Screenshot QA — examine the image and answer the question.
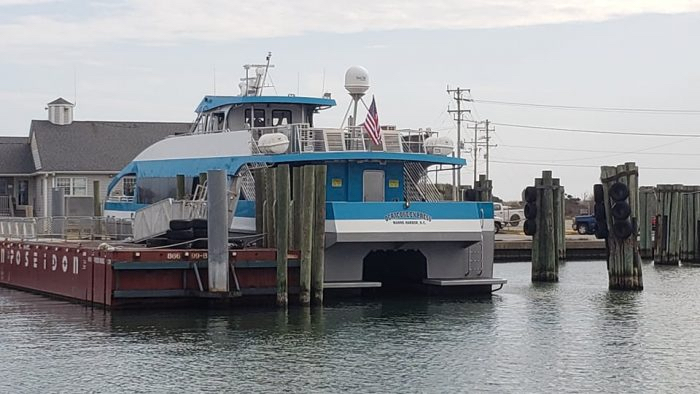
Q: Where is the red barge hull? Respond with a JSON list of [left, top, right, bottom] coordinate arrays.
[[0, 240, 299, 308]]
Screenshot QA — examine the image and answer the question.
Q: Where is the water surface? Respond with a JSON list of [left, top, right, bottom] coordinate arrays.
[[2, 261, 700, 393]]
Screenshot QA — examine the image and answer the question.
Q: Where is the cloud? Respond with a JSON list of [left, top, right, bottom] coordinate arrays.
[[1, 0, 699, 53]]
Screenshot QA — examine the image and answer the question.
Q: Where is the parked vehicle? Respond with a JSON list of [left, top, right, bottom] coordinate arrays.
[[494, 202, 525, 227], [494, 215, 505, 234], [572, 214, 597, 235]]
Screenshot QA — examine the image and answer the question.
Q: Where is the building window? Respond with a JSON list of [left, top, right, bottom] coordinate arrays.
[[272, 110, 292, 126], [244, 109, 265, 127], [55, 177, 88, 196]]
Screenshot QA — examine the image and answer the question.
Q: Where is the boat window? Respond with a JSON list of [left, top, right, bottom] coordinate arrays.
[[123, 176, 136, 197], [212, 112, 225, 131], [245, 109, 265, 127], [272, 110, 292, 126], [136, 177, 177, 204]]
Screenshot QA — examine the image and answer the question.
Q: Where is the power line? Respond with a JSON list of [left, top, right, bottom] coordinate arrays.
[[469, 120, 700, 138], [490, 159, 700, 171], [498, 143, 700, 157], [469, 98, 700, 114]]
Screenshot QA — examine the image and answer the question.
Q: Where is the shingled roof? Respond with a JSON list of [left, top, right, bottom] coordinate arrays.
[[0, 137, 34, 174], [48, 97, 74, 106], [30, 120, 191, 172]]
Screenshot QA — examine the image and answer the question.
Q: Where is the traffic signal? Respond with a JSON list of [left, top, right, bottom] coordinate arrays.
[[593, 184, 608, 239], [523, 186, 537, 236], [609, 182, 633, 239]]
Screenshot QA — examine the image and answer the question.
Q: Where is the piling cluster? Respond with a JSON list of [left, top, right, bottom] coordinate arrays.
[[526, 170, 566, 282], [255, 164, 327, 307], [650, 184, 700, 265], [599, 163, 643, 290]]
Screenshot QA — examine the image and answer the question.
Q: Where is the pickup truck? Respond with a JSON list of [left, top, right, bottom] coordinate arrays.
[[493, 202, 525, 227], [494, 215, 505, 233], [572, 214, 597, 235]]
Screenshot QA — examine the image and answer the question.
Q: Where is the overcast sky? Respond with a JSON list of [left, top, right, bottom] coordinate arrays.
[[1, 1, 699, 200]]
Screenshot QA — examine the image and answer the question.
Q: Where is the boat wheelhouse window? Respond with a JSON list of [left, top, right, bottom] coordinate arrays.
[[123, 176, 136, 197], [272, 110, 292, 126], [208, 112, 225, 131], [137, 177, 177, 204], [245, 109, 265, 127]]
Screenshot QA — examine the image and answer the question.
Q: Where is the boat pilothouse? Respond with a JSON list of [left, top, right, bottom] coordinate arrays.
[[105, 55, 505, 294]]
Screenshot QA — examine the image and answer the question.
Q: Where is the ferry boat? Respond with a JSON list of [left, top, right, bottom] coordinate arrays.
[[103, 58, 505, 294]]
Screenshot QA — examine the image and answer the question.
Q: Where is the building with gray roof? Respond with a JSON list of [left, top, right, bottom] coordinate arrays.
[[0, 98, 190, 217]]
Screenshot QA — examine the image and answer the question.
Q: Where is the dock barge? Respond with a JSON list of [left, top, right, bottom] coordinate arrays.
[[0, 239, 300, 307]]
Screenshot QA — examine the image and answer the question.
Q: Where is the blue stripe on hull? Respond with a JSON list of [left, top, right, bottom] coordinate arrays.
[[327, 201, 493, 220]]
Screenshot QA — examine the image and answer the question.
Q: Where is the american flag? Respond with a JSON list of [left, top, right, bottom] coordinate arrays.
[[363, 96, 381, 145]]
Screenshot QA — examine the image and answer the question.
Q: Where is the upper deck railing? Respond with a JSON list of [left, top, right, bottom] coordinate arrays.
[[196, 123, 439, 155]]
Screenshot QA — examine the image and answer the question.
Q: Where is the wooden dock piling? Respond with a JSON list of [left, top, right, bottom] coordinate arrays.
[[291, 166, 303, 251], [263, 167, 276, 248], [638, 186, 657, 259], [601, 162, 643, 290], [176, 174, 185, 200], [93, 180, 101, 216], [275, 164, 290, 307], [679, 186, 700, 264], [654, 184, 682, 265], [530, 171, 559, 281], [312, 165, 327, 305], [299, 165, 316, 306], [474, 175, 492, 201], [553, 178, 566, 261]]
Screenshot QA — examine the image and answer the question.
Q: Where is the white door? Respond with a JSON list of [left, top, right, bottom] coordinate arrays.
[[363, 170, 385, 202]]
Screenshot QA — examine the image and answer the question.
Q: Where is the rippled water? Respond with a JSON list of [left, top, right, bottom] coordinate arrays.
[[2, 260, 700, 393]]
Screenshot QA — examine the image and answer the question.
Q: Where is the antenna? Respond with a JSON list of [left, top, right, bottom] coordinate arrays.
[[259, 52, 272, 96], [322, 67, 326, 95], [213, 65, 216, 95], [73, 64, 77, 107]]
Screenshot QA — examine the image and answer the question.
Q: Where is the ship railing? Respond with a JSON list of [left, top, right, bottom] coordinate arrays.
[[403, 161, 443, 202], [106, 195, 135, 203], [132, 199, 207, 243], [0, 216, 133, 241], [399, 128, 437, 154], [248, 124, 441, 155]]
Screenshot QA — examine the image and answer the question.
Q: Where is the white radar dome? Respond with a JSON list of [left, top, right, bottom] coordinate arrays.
[[258, 133, 290, 154], [344, 66, 370, 95], [424, 136, 454, 156]]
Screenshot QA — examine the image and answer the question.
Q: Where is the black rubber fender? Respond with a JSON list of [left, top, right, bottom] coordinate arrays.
[[611, 201, 631, 220], [524, 203, 537, 220], [169, 219, 193, 231], [593, 184, 604, 203], [192, 218, 208, 230], [166, 228, 195, 241], [612, 220, 634, 239], [523, 219, 537, 236], [609, 182, 629, 202], [523, 186, 537, 203]]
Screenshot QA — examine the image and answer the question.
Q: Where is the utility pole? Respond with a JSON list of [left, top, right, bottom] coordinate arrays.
[[473, 121, 478, 186], [447, 87, 470, 201], [485, 119, 492, 180], [469, 120, 497, 185]]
